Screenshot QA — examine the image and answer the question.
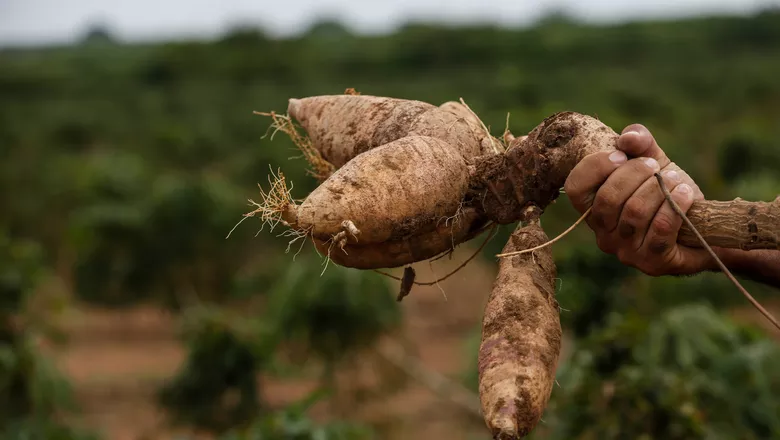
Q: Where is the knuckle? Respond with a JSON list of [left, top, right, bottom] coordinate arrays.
[[621, 198, 647, 223], [593, 186, 620, 212], [647, 237, 671, 256], [617, 221, 637, 240], [651, 213, 677, 237], [564, 180, 589, 206], [590, 212, 606, 230]]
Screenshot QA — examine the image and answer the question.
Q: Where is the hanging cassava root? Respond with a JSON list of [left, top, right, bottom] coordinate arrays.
[[478, 211, 562, 439]]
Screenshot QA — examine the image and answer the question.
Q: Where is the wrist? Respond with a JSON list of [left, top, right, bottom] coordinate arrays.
[[704, 247, 780, 287]]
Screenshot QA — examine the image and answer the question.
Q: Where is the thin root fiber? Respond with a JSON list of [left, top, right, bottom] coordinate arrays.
[[254, 110, 336, 182], [226, 167, 299, 239]]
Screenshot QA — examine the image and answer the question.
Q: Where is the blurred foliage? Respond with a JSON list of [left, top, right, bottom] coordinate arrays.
[[159, 306, 275, 431], [0, 232, 96, 438], [158, 260, 399, 433], [542, 304, 780, 439], [266, 257, 401, 368], [2, 8, 780, 439], [194, 390, 374, 440]]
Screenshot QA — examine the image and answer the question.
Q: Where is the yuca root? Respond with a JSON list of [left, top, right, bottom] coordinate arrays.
[[473, 112, 780, 250], [291, 135, 473, 253], [245, 134, 487, 270], [440, 99, 505, 155], [287, 94, 493, 167], [478, 215, 562, 439]]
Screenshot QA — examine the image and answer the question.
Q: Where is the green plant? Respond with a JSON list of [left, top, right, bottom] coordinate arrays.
[[542, 304, 780, 440], [215, 390, 374, 440], [266, 256, 401, 370], [0, 232, 95, 439], [159, 305, 276, 432]]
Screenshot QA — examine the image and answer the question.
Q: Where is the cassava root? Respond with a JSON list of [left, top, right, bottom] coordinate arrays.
[[478, 214, 562, 439], [287, 94, 497, 167]]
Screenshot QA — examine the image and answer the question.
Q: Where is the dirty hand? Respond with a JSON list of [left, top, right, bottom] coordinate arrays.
[[564, 124, 714, 276]]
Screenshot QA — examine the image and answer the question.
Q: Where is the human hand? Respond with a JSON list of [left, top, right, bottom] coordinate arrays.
[[564, 124, 714, 276]]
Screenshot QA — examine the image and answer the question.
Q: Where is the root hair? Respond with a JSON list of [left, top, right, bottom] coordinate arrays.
[[254, 111, 335, 182], [226, 166, 298, 239]]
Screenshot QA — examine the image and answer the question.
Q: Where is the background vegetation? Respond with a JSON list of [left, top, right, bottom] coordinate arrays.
[[1, 8, 779, 439]]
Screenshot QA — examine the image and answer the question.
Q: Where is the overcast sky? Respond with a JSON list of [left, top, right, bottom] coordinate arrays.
[[1, 0, 779, 46]]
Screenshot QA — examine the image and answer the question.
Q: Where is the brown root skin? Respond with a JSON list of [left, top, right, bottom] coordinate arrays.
[[311, 206, 489, 270], [294, 135, 471, 246], [473, 111, 616, 224], [440, 101, 484, 133], [473, 111, 780, 250], [680, 198, 780, 250], [478, 220, 561, 439], [287, 95, 491, 167]]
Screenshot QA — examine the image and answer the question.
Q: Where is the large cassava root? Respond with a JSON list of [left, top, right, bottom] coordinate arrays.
[[256, 94, 499, 270], [478, 216, 561, 439], [288, 94, 498, 167], [276, 135, 484, 270], [284, 136, 470, 244]]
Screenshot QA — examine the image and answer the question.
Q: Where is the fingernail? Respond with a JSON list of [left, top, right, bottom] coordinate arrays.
[[663, 170, 680, 183], [641, 157, 659, 171], [623, 130, 641, 136], [675, 183, 693, 199], [609, 151, 627, 164]]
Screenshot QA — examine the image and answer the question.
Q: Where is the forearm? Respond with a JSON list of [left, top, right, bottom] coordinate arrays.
[[713, 248, 780, 288]]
